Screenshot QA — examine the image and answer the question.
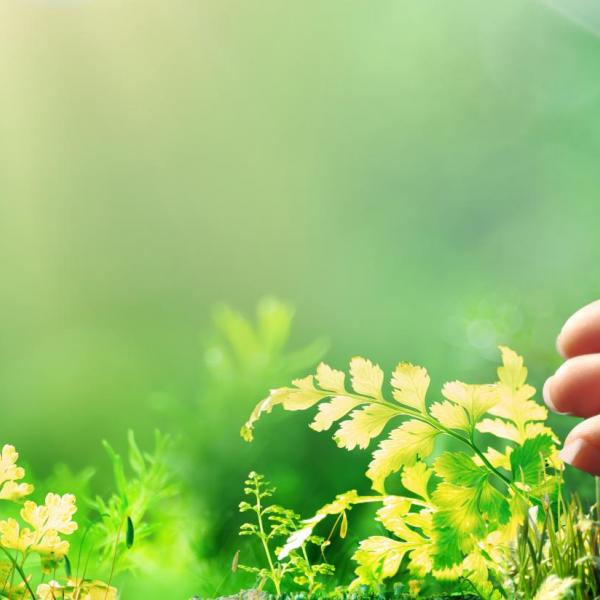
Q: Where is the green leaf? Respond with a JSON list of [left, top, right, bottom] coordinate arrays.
[[256, 297, 293, 353], [434, 452, 484, 487], [432, 452, 510, 567], [510, 434, 555, 488], [127, 430, 145, 476], [126, 515, 135, 549]]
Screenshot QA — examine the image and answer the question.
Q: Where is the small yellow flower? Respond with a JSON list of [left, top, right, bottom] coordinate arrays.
[[0, 445, 25, 485], [0, 494, 78, 558], [21, 493, 78, 535], [0, 518, 36, 552], [32, 529, 70, 557], [68, 578, 118, 600], [0, 480, 34, 501], [36, 580, 64, 600]]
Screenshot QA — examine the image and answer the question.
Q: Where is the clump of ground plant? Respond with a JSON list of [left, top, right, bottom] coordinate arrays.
[[237, 472, 334, 596], [238, 347, 600, 598], [0, 443, 118, 599], [0, 431, 181, 599]]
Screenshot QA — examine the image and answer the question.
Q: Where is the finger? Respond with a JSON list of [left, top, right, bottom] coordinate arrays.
[[560, 415, 600, 476], [557, 299, 600, 358], [543, 354, 600, 417]]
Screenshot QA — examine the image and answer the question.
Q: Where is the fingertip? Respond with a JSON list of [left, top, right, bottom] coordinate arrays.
[[557, 300, 600, 358], [543, 376, 558, 412], [560, 437, 600, 476]]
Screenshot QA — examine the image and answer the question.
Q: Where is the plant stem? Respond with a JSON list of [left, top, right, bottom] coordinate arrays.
[[0, 547, 35, 600], [254, 485, 280, 595]]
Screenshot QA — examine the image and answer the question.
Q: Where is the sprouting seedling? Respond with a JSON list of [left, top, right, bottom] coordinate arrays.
[[241, 347, 569, 597], [238, 472, 333, 596]]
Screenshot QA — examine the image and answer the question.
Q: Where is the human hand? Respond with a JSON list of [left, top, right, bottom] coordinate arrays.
[[544, 300, 600, 474]]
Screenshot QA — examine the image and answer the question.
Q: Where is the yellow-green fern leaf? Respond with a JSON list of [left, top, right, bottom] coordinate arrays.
[[367, 420, 438, 493]]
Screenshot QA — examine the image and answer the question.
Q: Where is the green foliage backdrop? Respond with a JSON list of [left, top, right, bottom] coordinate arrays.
[[1, 0, 599, 596]]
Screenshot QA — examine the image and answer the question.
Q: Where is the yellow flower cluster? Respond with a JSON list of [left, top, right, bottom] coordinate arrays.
[[0, 443, 78, 559], [0, 443, 119, 599], [0, 493, 78, 557], [37, 578, 118, 600], [0, 445, 34, 501]]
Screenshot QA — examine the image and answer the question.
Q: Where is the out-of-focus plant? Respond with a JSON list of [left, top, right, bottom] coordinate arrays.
[[87, 430, 184, 574], [160, 299, 327, 596], [237, 472, 333, 597], [0, 431, 196, 599], [241, 347, 598, 598]]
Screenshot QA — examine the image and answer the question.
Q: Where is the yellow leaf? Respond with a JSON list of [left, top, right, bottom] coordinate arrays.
[[408, 542, 434, 577], [334, 405, 397, 450], [429, 401, 470, 431], [350, 357, 384, 398], [241, 376, 325, 441], [376, 496, 413, 538], [404, 510, 434, 535], [391, 363, 429, 413], [310, 396, 361, 432], [316, 363, 346, 393], [497, 346, 528, 390], [352, 536, 407, 584], [401, 462, 433, 501], [441, 382, 498, 422], [476, 418, 520, 443], [367, 420, 438, 493], [524, 422, 559, 443]]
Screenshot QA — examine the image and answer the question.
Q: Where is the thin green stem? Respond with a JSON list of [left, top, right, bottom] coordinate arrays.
[[0, 547, 35, 600], [254, 486, 280, 595]]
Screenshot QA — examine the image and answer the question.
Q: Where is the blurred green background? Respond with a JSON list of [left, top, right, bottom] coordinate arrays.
[[1, 0, 600, 596]]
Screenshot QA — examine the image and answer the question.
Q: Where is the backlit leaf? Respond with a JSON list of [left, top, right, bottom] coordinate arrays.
[[316, 363, 346, 393], [401, 462, 433, 501], [350, 357, 384, 398], [391, 363, 429, 413], [310, 396, 361, 432], [376, 496, 413, 538], [241, 376, 326, 441], [497, 345, 528, 390], [367, 420, 438, 493], [429, 400, 469, 431], [352, 536, 407, 585], [334, 405, 397, 450], [441, 382, 499, 423]]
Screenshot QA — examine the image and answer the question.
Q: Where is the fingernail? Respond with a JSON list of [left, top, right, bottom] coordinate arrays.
[[543, 376, 558, 412], [556, 332, 567, 358], [560, 438, 600, 469], [560, 439, 586, 465]]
